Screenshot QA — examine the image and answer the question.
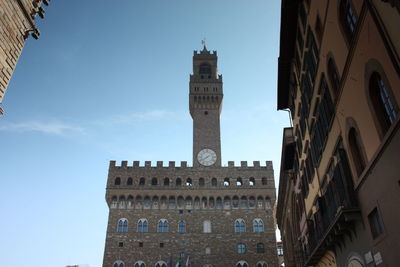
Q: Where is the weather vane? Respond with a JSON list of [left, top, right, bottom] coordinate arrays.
[[201, 38, 206, 49]]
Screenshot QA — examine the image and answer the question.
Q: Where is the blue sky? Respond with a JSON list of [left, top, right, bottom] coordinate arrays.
[[0, 1, 289, 266]]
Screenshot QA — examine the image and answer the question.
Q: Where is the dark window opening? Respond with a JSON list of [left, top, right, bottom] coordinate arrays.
[[139, 242, 143, 248], [349, 127, 365, 176], [118, 242, 124, 247], [368, 208, 384, 239], [127, 177, 133, 185], [139, 177, 145, 186], [151, 177, 158, 186], [114, 177, 121, 185]]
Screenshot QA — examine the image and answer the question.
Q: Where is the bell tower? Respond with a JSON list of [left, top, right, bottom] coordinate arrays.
[[189, 45, 223, 167]]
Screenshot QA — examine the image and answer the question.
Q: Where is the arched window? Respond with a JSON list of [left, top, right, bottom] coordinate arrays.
[[253, 219, 264, 232], [256, 262, 267, 267], [176, 178, 182, 186], [177, 196, 184, 208], [186, 178, 193, 187], [127, 177, 133, 185], [236, 261, 249, 267], [202, 197, 208, 209], [127, 195, 134, 207], [155, 262, 167, 267], [185, 196, 193, 208], [211, 178, 217, 186], [117, 218, 128, 232], [151, 178, 158, 186], [163, 178, 170, 186], [249, 177, 255, 186], [199, 63, 211, 75], [158, 219, 168, 232], [249, 196, 255, 208], [369, 72, 398, 135], [203, 220, 211, 233], [216, 197, 222, 209], [236, 177, 243, 186], [240, 196, 247, 208], [160, 196, 167, 208], [135, 196, 143, 209], [113, 260, 125, 267], [236, 244, 246, 254], [137, 219, 148, 232], [339, 0, 358, 40], [194, 197, 200, 209], [328, 57, 340, 97], [349, 127, 366, 176], [224, 196, 231, 209], [199, 177, 205, 187], [257, 196, 264, 208], [256, 243, 265, 254], [209, 197, 215, 208], [114, 177, 121, 185], [144, 196, 151, 208], [133, 261, 146, 267], [111, 196, 118, 205], [139, 177, 145, 186], [261, 177, 267, 185], [232, 196, 239, 208], [235, 219, 245, 233], [152, 196, 159, 209], [224, 178, 230, 186], [178, 220, 186, 233], [169, 196, 176, 208]]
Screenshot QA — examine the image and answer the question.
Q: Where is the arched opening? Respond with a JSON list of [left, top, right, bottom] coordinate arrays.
[[178, 220, 186, 233], [202, 197, 208, 208], [176, 178, 182, 186], [216, 197, 222, 208], [240, 196, 247, 208], [137, 219, 148, 232], [339, 0, 358, 41], [144, 196, 151, 209], [163, 177, 170, 186], [236, 177, 243, 186], [232, 196, 239, 208], [224, 178, 230, 186], [328, 57, 340, 97], [249, 196, 255, 208], [168, 196, 176, 209], [369, 72, 398, 135], [185, 196, 193, 208], [348, 127, 366, 176], [134, 261, 146, 267], [199, 177, 205, 187], [256, 244, 265, 254], [127, 177, 133, 185], [211, 178, 218, 186], [157, 219, 168, 232], [113, 261, 125, 267], [249, 177, 255, 186], [261, 177, 267, 185], [117, 218, 128, 232], [199, 63, 212, 75], [139, 177, 145, 186], [114, 177, 121, 185], [194, 197, 200, 209], [186, 178, 193, 187], [209, 197, 215, 208], [160, 196, 167, 209], [224, 196, 231, 209], [151, 177, 158, 186], [177, 196, 184, 208]]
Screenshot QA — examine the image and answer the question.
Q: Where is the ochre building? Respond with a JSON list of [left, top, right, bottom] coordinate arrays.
[[102, 47, 278, 267], [276, 1, 400, 267], [0, 0, 47, 114]]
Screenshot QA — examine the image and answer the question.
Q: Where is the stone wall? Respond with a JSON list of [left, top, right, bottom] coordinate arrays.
[[103, 160, 278, 267]]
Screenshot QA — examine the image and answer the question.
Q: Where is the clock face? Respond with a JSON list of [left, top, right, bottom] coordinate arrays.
[[197, 149, 217, 166]]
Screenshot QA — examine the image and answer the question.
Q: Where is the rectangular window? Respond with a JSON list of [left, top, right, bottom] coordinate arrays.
[[160, 243, 164, 248], [237, 243, 246, 254], [368, 208, 384, 239], [139, 242, 143, 248], [118, 242, 124, 248]]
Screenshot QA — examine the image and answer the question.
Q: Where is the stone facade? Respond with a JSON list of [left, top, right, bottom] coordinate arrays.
[[103, 47, 278, 267], [0, 0, 47, 114], [277, 1, 400, 267]]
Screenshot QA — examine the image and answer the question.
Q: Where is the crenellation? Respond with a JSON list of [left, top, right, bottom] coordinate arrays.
[[109, 160, 116, 168], [156, 161, 163, 167], [121, 161, 128, 168], [145, 161, 151, 167], [228, 161, 234, 167], [180, 161, 187, 168], [240, 161, 247, 167], [253, 161, 260, 167], [168, 161, 175, 167], [133, 161, 139, 167]]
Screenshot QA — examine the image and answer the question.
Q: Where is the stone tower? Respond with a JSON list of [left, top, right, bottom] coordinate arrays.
[[102, 47, 278, 267], [189, 46, 223, 167]]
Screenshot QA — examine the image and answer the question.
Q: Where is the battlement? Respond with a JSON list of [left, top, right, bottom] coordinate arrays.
[[193, 49, 217, 56], [109, 160, 273, 169]]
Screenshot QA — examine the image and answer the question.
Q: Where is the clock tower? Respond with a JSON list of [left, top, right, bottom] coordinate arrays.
[[189, 45, 223, 167]]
